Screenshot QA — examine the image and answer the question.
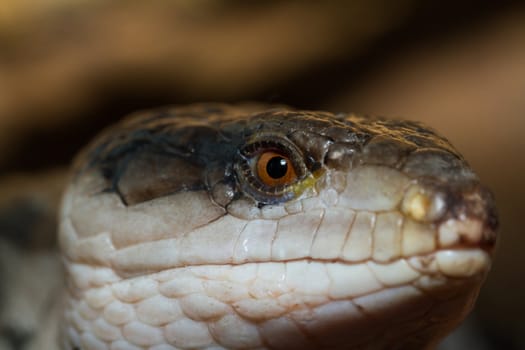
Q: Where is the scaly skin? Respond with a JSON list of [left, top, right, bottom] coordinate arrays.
[[59, 103, 497, 350]]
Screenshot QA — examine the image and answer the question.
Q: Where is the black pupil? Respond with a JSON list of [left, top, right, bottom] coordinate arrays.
[[266, 156, 288, 179]]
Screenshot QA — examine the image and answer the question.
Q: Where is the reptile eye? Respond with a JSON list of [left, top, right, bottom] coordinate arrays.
[[235, 136, 308, 204], [256, 151, 297, 187]]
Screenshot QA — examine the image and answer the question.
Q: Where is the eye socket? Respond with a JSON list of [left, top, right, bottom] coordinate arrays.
[[256, 151, 297, 187]]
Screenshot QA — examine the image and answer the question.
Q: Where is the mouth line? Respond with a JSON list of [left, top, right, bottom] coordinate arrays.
[[141, 247, 491, 274], [108, 242, 493, 280]]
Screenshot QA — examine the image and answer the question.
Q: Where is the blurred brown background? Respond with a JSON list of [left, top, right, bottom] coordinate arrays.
[[0, 1, 524, 349]]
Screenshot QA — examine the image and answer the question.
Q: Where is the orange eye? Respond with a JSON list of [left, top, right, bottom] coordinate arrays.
[[256, 151, 297, 187]]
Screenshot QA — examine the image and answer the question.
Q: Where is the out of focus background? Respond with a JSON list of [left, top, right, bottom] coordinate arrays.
[[0, 1, 524, 349]]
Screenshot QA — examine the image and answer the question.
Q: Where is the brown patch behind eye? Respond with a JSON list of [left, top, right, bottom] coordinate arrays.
[[117, 153, 204, 205]]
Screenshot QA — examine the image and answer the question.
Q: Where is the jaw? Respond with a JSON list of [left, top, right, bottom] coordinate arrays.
[[222, 256, 489, 350], [62, 253, 489, 350], [263, 279, 483, 350]]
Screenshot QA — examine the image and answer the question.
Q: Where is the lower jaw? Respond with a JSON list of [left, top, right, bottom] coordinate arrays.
[[62, 255, 489, 350]]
